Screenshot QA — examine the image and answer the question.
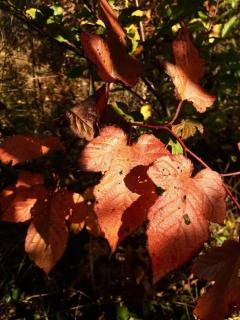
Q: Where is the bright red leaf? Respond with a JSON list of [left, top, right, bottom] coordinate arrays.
[[146, 155, 226, 283], [80, 126, 169, 250], [0, 135, 63, 165], [192, 239, 240, 320], [80, 0, 143, 87], [165, 27, 215, 112]]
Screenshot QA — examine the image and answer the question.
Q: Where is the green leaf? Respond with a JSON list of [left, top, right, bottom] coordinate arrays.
[[117, 304, 138, 320], [111, 102, 135, 123], [117, 305, 130, 320], [167, 138, 183, 155], [221, 15, 239, 37], [51, 5, 63, 16], [125, 24, 140, 54]]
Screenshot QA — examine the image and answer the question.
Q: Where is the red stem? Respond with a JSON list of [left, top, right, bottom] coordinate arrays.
[[221, 172, 240, 177], [168, 101, 184, 125], [223, 184, 240, 211]]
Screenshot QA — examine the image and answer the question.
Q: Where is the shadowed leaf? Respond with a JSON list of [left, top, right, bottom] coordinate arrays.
[[192, 240, 240, 320], [165, 27, 215, 112], [0, 135, 63, 165], [80, 0, 143, 87], [0, 172, 48, 222], [65, 85, 108, 141]]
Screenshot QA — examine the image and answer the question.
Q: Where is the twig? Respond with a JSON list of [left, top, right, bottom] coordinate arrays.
[[168, 100, 184, 125], [142, 77, 168, 117], [221, 172, 240, 177], [120, 84, 147, 103], [134, 0, 145, 42], [223, 184, 240, 211]]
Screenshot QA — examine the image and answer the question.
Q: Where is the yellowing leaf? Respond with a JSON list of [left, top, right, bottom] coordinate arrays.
[[140, 104, 152, 121], [172, 119, 204, 139], [25, 8, 42, 19]]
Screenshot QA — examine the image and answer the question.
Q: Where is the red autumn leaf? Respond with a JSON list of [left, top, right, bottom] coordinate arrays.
[[80, 0, 143, 87], [65, 85, 108, 141], [146, 155, 226, 283], [165, 27, 215, 112], [0, 135, 63, 165], [0, 171, 48, 222], [80, 126, 169, 250], [192, 240, 240, 320], [99, 0, 126, 46], [24, 189, 91, 273]]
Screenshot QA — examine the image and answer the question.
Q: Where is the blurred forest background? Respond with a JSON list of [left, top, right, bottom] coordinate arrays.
[[0, 0, 239, 319]]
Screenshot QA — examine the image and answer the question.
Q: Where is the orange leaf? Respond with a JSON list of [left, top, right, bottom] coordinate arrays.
[[24, 189, 86, 273], [0, 171, 48, 222], [24, 188, 100, 273], [147, 155, 226, 283], [80, 126, 169, 250], [80, 0, 143, 87], [192, 240, 240, 320], [25, 197, 68, 274], [0, 135, 63, 165], [165, 27, 215, 112]]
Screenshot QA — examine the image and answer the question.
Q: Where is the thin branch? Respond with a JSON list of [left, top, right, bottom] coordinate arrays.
[[221, 172, 240, 177], [141, 77, 168, 117], [134, 0, 145, 42], [223, 184, 240, 212], [168, 100, 184, 125], [120, 84, 147, 103]]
